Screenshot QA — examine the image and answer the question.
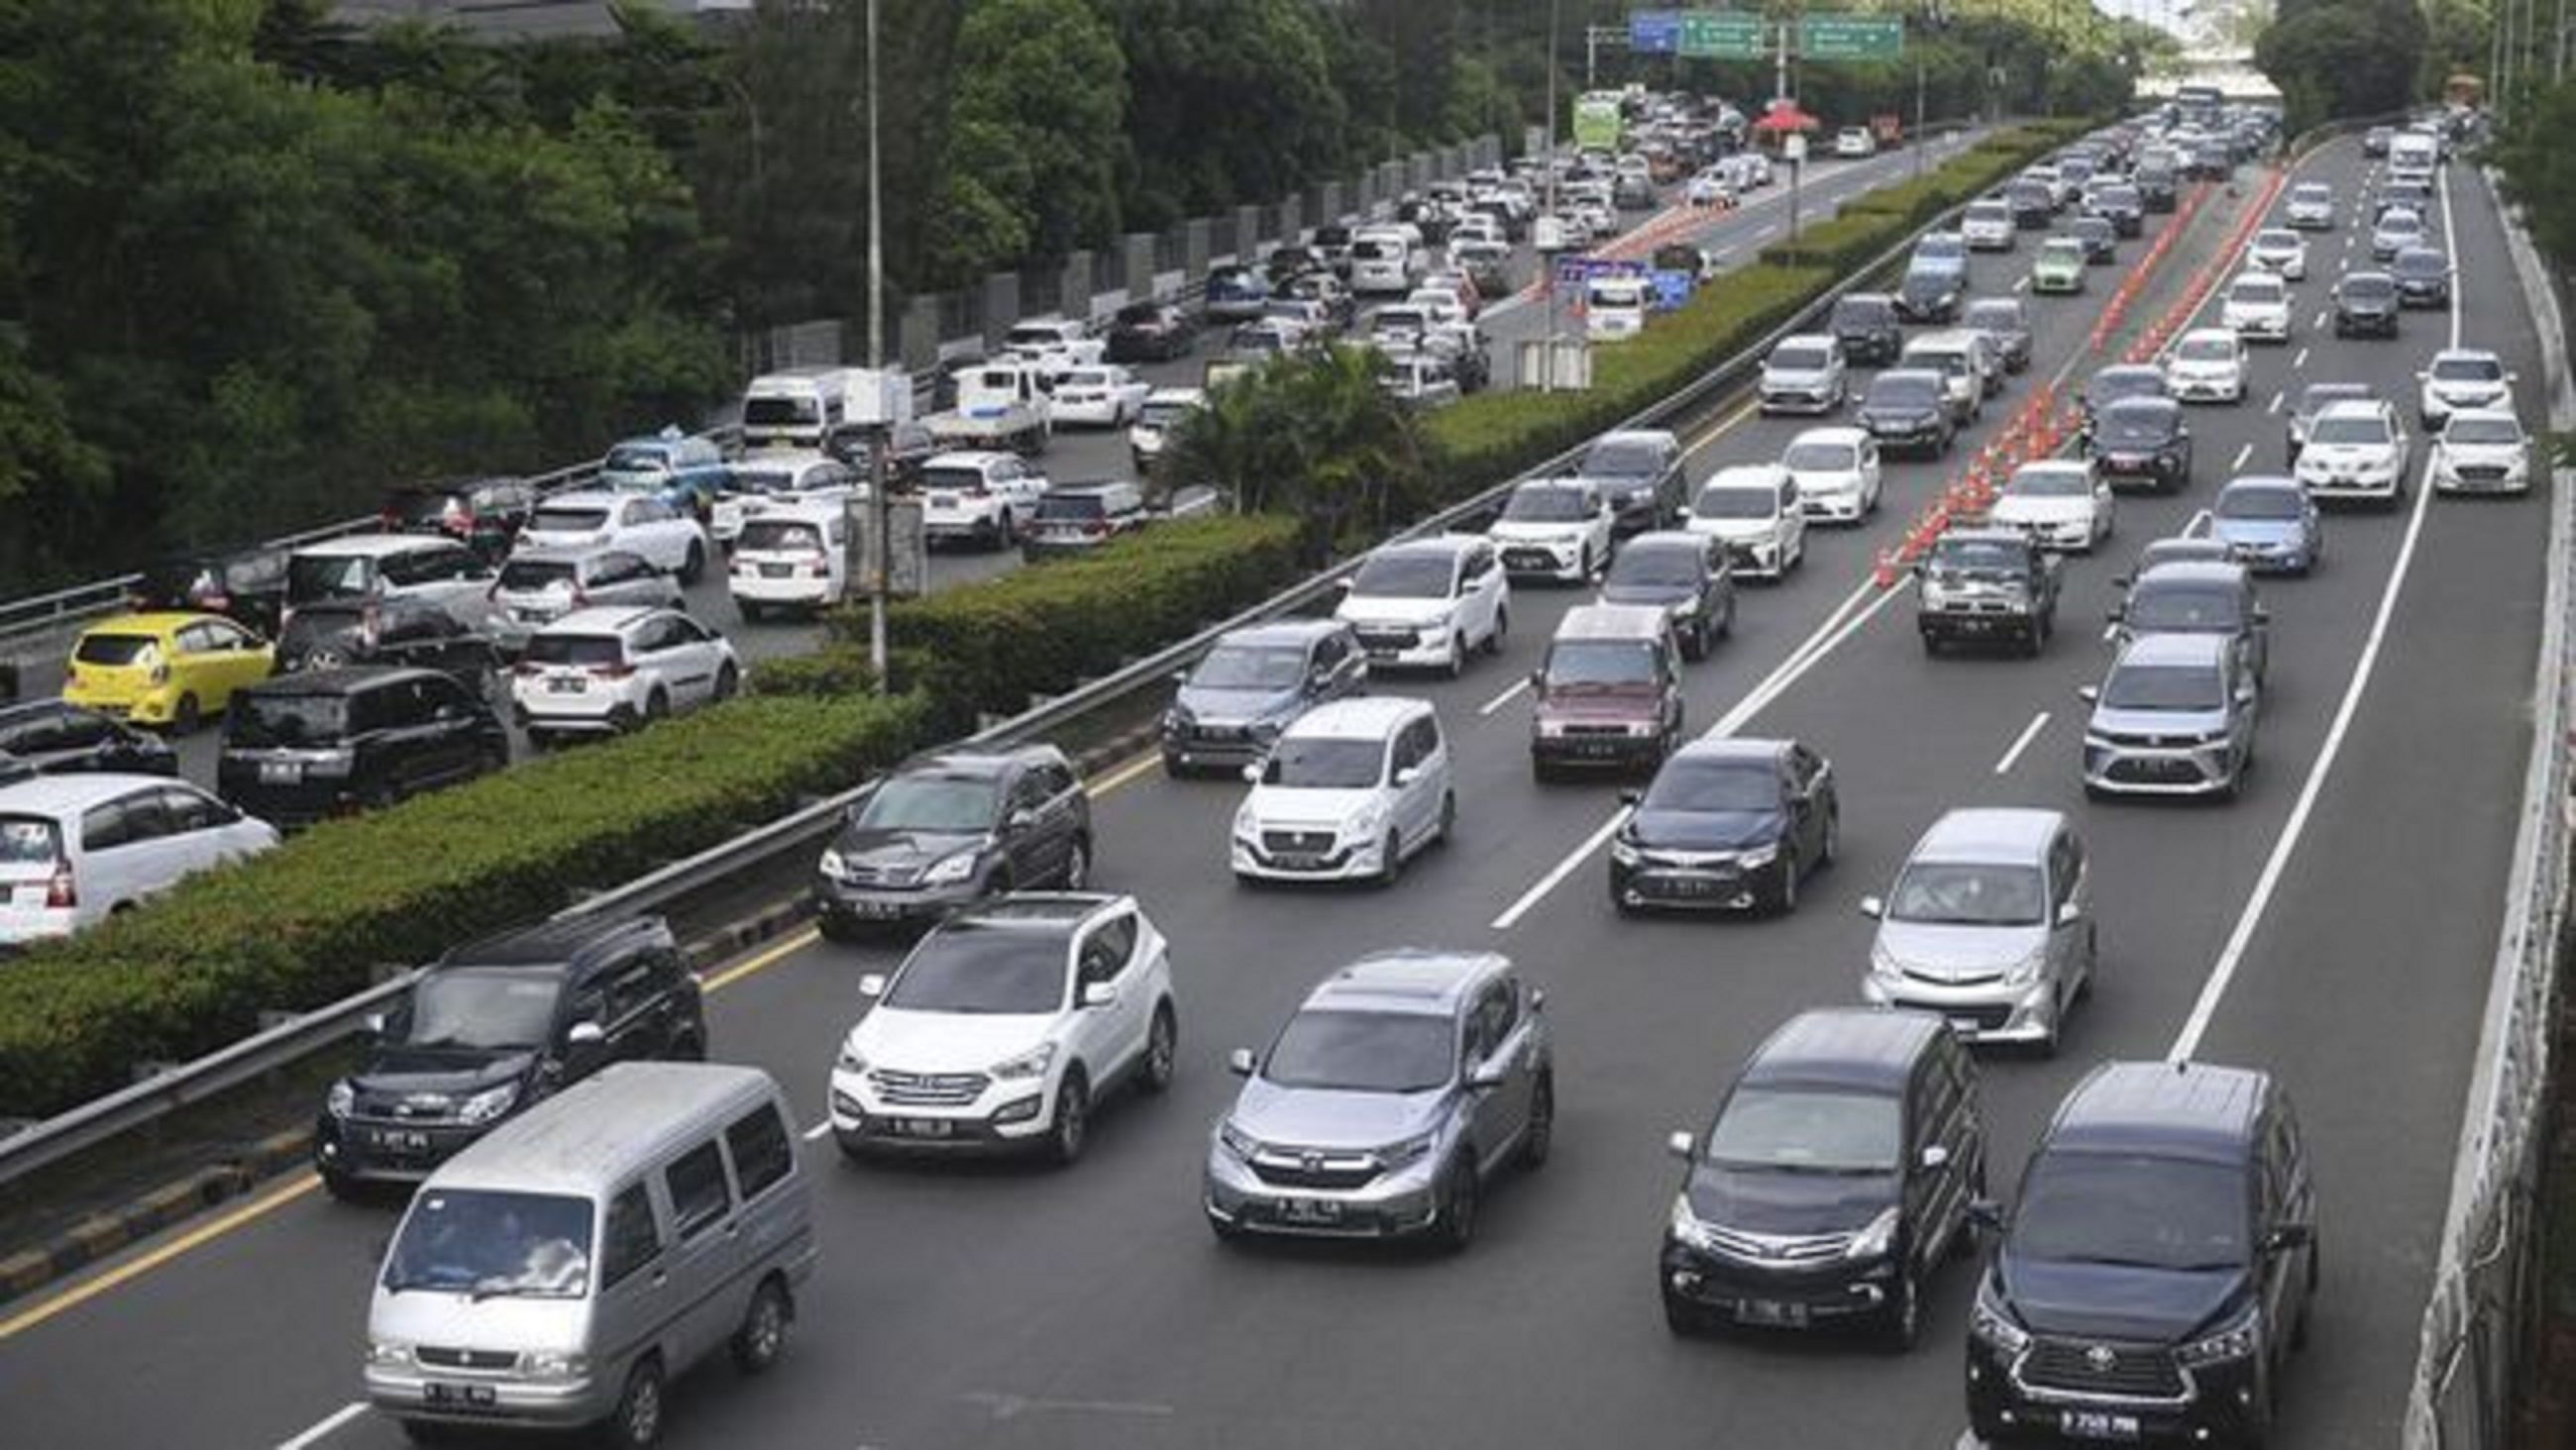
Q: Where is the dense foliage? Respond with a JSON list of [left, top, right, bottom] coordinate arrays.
[[2255, 0, 2429, 132]]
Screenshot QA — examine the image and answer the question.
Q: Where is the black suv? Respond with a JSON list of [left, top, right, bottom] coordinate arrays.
[[1895, 264, 1965, 324], [2392, 246, 2451, 308], [2090, 395, 2194, 491], [1860, 369, 1957, 459], [1968, 1061, 2317, 1446], [217, 666, 508, 826], [824, 418, 937, 488], [1610, 737, 1839, 915], [1663, 1008, 1986, 1349], [275, 596, 496, 694], [313, 914, 707, 1198], [2007, 179, 2056, 228], [1575, 431, 1689, 535], [1915, 528, 2061, 657], [1829, 292, 1904, 365], [2134, 161, 2179, 212], [0, 700, 178, 777], [380, 476, 536, 563], [1106, 300, 1200, 362], [2333, 271, 2401, 338], [814, 745, 1093, 936], [1598, 530, 1737, 660], [127, 546, 290, 637]]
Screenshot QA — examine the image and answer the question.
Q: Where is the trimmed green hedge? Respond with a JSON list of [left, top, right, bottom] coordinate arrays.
[[0, 693, 927, 1115]]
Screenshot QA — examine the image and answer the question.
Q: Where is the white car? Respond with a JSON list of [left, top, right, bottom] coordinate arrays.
[[0, 775, 275, 946], [2296, 399, 2413, 503], [1489, 478, 1618, 582], [829, 892, 1177, 1163], [2286, 181, 2336, 230], [1758, 334, 1849, 415], [487, 548, 684, 654], [510, 606, 741, 740], [1686, 466, 1807, 579], [2418, 348, 2515, 429], [710, 452, 856, 548], [513, 489, 710, 583], [2430, 407, 2533, 494], [1001, 318, 1106, 383], [1780, 427, 1882, 523], [1230, 696, 1454, 885], [1685, 169, 1738, 207], [1988, 460, 2114, 552], [2371, 207, 2426, 261], [2221, 272, 2294, 344], [2163, 328, 2248, 404], [1404, 287, 1468, 329], [1963, 199, 2017, 251], [728, 500, 850, 618], [2244, 229, 2308, 280], [1128, 387, 1205, 470], [1049, 364, 1152, 428], [1334, 535, 1510, 675], [918, 451, 1049, 550], [1834, 127, 1878, 158]]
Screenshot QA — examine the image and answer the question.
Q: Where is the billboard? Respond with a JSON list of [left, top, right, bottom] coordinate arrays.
[[1572, 95, 1624, 151]]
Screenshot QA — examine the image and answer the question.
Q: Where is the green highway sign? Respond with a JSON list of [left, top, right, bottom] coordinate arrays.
[[1677, 10, 1767, 59], [1800, 14, 1904, 60]]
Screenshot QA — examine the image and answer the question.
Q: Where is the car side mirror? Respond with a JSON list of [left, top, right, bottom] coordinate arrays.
[[2077, 684, 2101, 704], [1919, 1144, 1952, 1173], [858, 973, 887, 999], [1006, 808, 1037, 833], [1666, 1130, 1697, 1162], [1081, 982, 1119, 1009], [1393, 766, 1421, 786], [2235, 684, 2259, 706], [1240, 762, 1263, 784], [1170, 670, 1192, 688], [2056, 901, 2083, 927], [1859, 895, 1884, 919], [1528, 668, 1545, 691], [1228, 1047, 1256, 1077], [361, 1011, 386, 1038], [1467, 1059, 1509, 1090], [2263, 1222, 2314, 1254], [567, 1020, 606, 1048], [2252, 605, 2271, 625]]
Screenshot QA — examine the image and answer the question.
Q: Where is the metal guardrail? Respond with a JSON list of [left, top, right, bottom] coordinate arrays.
[[0, 125, 2032, 1191]]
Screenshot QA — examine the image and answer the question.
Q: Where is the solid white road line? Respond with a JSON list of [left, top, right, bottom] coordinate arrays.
[[1478, 675, 1533, 716], [1993, 710, 2051, 776], [2231, 441, 2253, 470], [276, 1402, 370, 1450], [2443, 163, 2465, 350]]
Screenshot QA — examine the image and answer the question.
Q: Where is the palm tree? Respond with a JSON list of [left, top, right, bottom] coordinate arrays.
[[1161, 344, 1427, 564]]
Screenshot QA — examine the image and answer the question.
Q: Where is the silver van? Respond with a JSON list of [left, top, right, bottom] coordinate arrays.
[[1857, 807, 2095, 1056], [365, 1062, 817, 1447]]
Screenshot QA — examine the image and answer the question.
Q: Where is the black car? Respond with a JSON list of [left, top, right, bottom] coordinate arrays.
[[2286, 381, 2374, 462], [1575, 430, 1689, 534], [2090, 395, 2194, 492], [2007, 179, 2056, 228], [1160, 619, 1367, 776], [312, 914, 707, 1198], [380, 476, 536, 563], [1105, 300, 1199, 364], [2187, 142, 2233, 180], [1894, 264, 1964, 324], [2363, 124, 2394, 156], [2070, 215, 2118, 263], [274, 596, 496, 695], [1963, 298, 2033, 373], [1664, 1008, 1985, 1348], [1608, 736, 1838, 915], [2082, 363, 2170, 430], [1598, 531, 1737, 660], [216, 666, 508, 827], [823, 418, 937, 487], [1860, 369, 1956, 459], [1915, 528, 2060, 656], [2333, 270, 2402, 338], [2089, 183, 2145, 237], [1829, 292, 1904, 365], [2392, 246, 2452, 308], [126, 545, 291, 637], [2134, 161, 2179, 213], [0, 700, 178, 777], [1967, 1061, 2317, 1447], [814, 745, 1093, 937]]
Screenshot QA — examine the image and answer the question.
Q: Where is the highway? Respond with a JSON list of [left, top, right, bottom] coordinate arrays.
[[0, 133, 2543, 1450]]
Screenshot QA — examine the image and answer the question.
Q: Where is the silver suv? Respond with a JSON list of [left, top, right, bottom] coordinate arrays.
[[1204, 950, 1554, 1251], [1860, 809, 2096, 1055], [2080, 633, 2260, 798]]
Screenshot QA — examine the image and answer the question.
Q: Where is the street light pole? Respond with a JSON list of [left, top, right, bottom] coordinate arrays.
[[864, 0, 890, 691], [1543, 0, 1560, 391]]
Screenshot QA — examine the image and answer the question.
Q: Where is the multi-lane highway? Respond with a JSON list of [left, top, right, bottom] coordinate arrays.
[[0, 133, 2543, 1450]]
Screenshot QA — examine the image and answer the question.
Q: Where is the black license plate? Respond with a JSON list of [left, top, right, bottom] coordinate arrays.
[[371, 1129, 431, 1152], [1738, 1299, 1809, 1328], [424, 1383, 497, 1408], [846, 899, 902, 919], [1277, 1197, 1344, 1225], [893, 1117, 954, 1139], [2060, 1409, 2142, 1441], [1650, 878, 1727, 897]]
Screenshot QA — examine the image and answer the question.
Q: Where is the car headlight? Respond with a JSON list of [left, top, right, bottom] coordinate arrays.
[[991, 1042, 1056, 1081], [818, 848, 847, 880], [1736, 844, 1779, 869], [1376, 1128, 1440, 1169], [326, 1080, 355, 1119], [1163, 702, 1195, 732], [367, 1339, 415, 1368], [835, 1043, 869, 1076], [1970, 1281, 2031, 1354], [1668, 1193, 1722, 1253], [1219, 1119, 1263, 1159], [1344, 806, 1388, 843], [457, 1083, 519, 1127], [1869, 942, 1904, 981], [920, 849, 982, 886], [1845, 1205, 1901, 1261], [2177, 1307, 2264, 1367], [2004, 946, 2049, 985], [524, 1350, 590, 1380], [1610, 837, 1642, 866]]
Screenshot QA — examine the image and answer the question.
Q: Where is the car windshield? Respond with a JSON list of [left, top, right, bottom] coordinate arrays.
[[399, 966, 566, 1051], [1641, 759, 1777, 812], [2098, 410, 2174, 447], [2176, 337, 2235, 362], [1783, 440, 1859, 471], [1965, 304, 2022, 333], [1770, 345, 1831, 371], [2397, 253, 2446, 276], [522, 634, 622, 669], [530, 506, 610, 533], [1604, 546, 1701, 590], [2009, 467, 2093, 498], [276, 610, 365, 657], [1890, 862, 2046, 925], [1503, 486, 1594, 522], [1930, 539, 2029, 575], [1831, 300, 1891, 329], [1192, 644, 1306, 691], [856, 775, 998, 833], [287, 555, 374, 602], [1703, 1088, 1900, 1174], [2256, 230, 2299, 249], [1694, 485, 1775, 520], [1259, 737, 1384, 789], [0, 815, 62, 866], [496, 560, 578, 591], [1969, 202, 2010, 221], [601, 445, 670, 474], [2010, 1152, 2249, 1270], [738, 519, 827, 553], [2378, 212, 2420, 234], [2299, 385, 2369, 416], [226, 692, 349, 747], [382, 1190, 591, 1300], [2294, 185, 2330, 202], [2309, 414, 2392, 446], [1263, 1008, 1453, 1093], [2433, 356, 2504, 381], [1580, 441, 1664, 476], [2342, 276, 2396, 300], [73, 632, 158, 667], [1870, 375, 1941, 407], [1546, 639, 1658, 688], [2128, 583, 2243, 630], [2089, 371, 2162, 406], [743, 397, 816, 427], [884, 924, 1067, 1014], [2446, 415, 2524, 445], [2218, 487, 2304, 520], [2230, 278, 2284, 302], [1138, 400, 1195, 428], [1348, 554, 1453, 599], [2041, 241, 2084, 260], [2102, 662, 2224, 710]]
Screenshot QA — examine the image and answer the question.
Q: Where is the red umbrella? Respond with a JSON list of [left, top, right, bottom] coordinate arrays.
[[1752, 100, 1821, 133]]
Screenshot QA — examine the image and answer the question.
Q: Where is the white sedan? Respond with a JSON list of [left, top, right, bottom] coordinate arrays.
[[1049, 364, 1152, 428], [2244, 229, 2308, 280], [2163, 328, 2249, 405], [1988, 461, 2114, 552], [2430, 407, 2533, 494], [1685, 170, 1739, 207], [2220, 272, 2294, 344], [1780, 427, 1882, 523]]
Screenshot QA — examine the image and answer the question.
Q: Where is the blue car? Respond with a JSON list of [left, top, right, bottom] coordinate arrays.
[[2207, 475, 2321, 575], [596, 428, 731, 520]]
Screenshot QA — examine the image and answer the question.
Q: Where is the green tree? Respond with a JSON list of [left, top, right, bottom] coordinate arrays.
[[2256, 0, 2426, 131], [1102, 0, 1350, 228], [1161, 346, 1426, 564], [925, 0, 1128, 285]]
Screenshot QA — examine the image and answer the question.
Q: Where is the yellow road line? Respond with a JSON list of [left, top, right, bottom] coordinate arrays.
[[1085, 749, 1164, 798], [0, 1174, 321, 1342], [700, 926, 822, 993]]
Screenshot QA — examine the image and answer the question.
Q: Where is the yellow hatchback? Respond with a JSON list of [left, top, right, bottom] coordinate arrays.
[[61, 611, 274, 732]]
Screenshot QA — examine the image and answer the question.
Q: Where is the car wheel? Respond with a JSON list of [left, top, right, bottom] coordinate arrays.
[[603, 1358, 666, 1449], [1437, 1159, 1479, 1254], [679, 541, 706, 587], [319, 1167, 369, 1204], [1047, 1070, 1091, 1166], [1522, 1073, 1556, 1170], [729, 1279, 792, 1375], [1880, 1264, 1924, 1353], [1378, 829, 1405, 887], [1922, 633, 1944, 657], [643, 688, 670, 724], [1140, 1002, 1178, 1093], [1576, 544, 1593, 582], [171, 693, 201, 736], [1488, 604, 1510, 653], [711, 663, 739, 701], [1060, 837, 1091, 889], [1663, 1293, 1708, 1337], [1819, 807, 1840, 869], [1437, 789, 1456, 845], [1771, 852, 1801, 915], [1446, 635, 1467, 679], [398, 1421, 458, 1446]]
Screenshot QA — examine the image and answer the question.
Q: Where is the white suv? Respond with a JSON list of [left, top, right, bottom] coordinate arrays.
[[2418, 348, 2514, 430], [2295, 399, 2412, 504], [2220, 272, 2293, 344], [829, 893, 1177, 1164], [510, 606, 741, 740], [1231, 696, 1455, 886], [919, 451, 1048, 551], [487, 548, 683, 655], [710, 453, 856, 549], [1489, 478, 1617, 583], [1686, 466, 1807, 578], [1758, 334, 1850, 415], [2163, 328, 2248, 404], [1335, 536, 1510, 675], [513, 490, 710, 584]]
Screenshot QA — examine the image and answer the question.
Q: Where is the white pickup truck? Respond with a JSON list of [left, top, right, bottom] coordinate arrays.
[[926, 361, 1054, 456]]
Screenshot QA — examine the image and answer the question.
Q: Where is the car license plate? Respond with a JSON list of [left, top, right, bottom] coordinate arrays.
[[546, 675, 585, 694], [761, 564, 792, 578], [894, 1117, 953, 1139], [1365, 647, 1399, 662], [1278, 1197, 1343, 1225], [1739, 1299, 1809, 1328], [849, 899, 899, 919], [1947, 1016, 1986, 1035], [424, 1383, 497, 1408], [259, 760, 302, 785], [372, 1128, 431, 1152], [930, 493, 958, 508], [2059, 1410, 2142, 1441]]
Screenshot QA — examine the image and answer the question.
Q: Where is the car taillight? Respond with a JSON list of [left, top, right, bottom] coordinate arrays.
[[45, 863, 74, 909], [512, 662, 542, 677], [590, 663, 635, 679], [1087, 521, 1110, 537], [569, 587, 590, 608]]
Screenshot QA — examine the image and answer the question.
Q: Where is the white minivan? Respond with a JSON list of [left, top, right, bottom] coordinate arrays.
[[727, 502, 850, 620], [365, 1062, 817, 1448], [0, 774, 277, 945], [1230, 695, 1454, 886], [1349, 229, 1425, 296], [1586, 274, 1652, 342]]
